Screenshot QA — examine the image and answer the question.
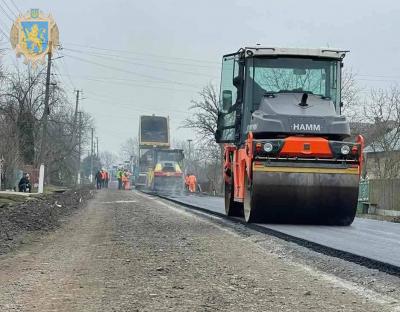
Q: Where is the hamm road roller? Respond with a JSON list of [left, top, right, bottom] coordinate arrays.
[[215, 47, 364, 225]]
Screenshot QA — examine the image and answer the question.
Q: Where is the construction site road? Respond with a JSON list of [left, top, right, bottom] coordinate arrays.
[[162, 193, 400, 268], [0, 189, 399, 311]]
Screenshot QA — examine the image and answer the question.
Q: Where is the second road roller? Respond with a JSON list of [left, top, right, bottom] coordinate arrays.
[[215, 47, 364, 225]]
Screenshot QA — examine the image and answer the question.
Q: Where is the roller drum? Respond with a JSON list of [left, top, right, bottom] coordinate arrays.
[[246, 169, 360, 225], [153, 176, 183, 193]]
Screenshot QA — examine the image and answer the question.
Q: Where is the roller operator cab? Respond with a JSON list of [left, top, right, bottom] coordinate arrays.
[[216, 47, 364, 225]]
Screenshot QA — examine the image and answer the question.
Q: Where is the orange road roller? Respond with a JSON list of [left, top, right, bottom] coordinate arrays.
[[215, 47, 363, 225]]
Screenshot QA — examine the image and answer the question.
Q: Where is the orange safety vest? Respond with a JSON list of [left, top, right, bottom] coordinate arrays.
[[188, 175, 197, 184], [188, 175, 197, 192]]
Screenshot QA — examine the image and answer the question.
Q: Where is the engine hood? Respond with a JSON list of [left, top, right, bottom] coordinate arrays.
[[249, 93, 350, 139]]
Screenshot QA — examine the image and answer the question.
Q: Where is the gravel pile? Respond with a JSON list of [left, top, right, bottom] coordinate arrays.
[[0, 187, 94, 254]]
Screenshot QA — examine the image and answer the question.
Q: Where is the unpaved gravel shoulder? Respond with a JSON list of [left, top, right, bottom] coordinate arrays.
[[158, 194, 400, 303], [0, 187, 94, 255], [0, 189, 398, 312]]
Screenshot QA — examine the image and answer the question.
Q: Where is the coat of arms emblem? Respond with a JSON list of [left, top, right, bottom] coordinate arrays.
[[10, 9, 59, 65]]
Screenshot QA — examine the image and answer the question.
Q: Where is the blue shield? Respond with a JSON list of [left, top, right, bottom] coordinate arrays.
[[20, 21, 49, 55]]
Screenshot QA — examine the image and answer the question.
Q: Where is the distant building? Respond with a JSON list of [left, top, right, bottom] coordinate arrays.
[[363, 128, 400, 179]]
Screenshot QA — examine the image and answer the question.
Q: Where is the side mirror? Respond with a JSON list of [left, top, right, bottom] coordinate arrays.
[[233, 75, 241, 88], [222, 90, 232, 111], [215, 129, 221, 142], [215, 112, 222, 142]]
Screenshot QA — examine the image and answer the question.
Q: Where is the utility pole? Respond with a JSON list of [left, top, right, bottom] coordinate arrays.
[[77, 112, 82, 184], [72, 90, 84, 134], [38, 42, 53, 166], [72, 90, 81, 185], [187, 139, 192, 173], [96, 136, 99, 158], [0, 155, 4, 191], [74, 90, 80, 123], [90, 128, 94, 183]]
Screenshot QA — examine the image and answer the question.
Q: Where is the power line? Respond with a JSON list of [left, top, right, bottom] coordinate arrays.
[[0, 18, 10, 41], [61, 52, 202, 88], [61, 46, 219, 69], [0, 0, 17, 18], [63, 42, 219, 64], [357, 78, 400, 83], [52, 63, 74, 94], [82, 89, 191, 115], [0, 2, 14, 21], [60, 44, 400, 80], [53, 53, 76, 92], [56, 50, 206, 94], [83, 94, 191, 118], [0, 28, 9, 40], [59, 54, 77, 90], [63, 47, 218, 78], [358, 74, 400, 80], [9, 0, 21, 14], [0, 9, 11, 36], [92, 110, 188, 122], [55, 73, 200, 93], [56, 73, 180, 85]]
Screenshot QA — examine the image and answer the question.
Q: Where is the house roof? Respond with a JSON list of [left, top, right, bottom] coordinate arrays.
[[349, 122, 392, 146], [364, 128, 400, 153]]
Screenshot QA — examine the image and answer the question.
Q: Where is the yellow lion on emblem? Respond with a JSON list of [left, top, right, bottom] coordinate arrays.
[[20, 24, 47, 54]]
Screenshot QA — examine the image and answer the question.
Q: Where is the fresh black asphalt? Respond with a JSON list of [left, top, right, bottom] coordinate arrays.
[[164, 194, 400, 268]]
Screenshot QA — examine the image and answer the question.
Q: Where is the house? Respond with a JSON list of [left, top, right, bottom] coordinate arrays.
[[363, 128, 400, 179], [349, 121, 399, 178]]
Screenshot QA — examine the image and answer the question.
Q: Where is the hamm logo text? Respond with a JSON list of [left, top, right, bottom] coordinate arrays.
[[292, 123, 321, 131]]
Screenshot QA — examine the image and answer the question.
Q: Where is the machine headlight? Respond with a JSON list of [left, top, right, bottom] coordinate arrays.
[[341, 145, 350, 155], [264, 143, 273, 153]]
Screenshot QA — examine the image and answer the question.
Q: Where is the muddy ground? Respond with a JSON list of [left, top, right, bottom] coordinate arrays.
[[0, 189, 399, 311], [0, 187, 94, 254]]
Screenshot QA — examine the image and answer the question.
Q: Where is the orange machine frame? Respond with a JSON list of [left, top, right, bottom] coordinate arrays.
[[224, 133, 364, 203]]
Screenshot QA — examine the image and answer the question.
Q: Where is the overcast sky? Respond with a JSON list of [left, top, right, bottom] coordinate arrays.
[[1, 0, 399, 155]]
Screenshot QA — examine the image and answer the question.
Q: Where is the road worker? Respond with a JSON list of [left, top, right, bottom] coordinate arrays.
[[122, 169, 131, 190], [104, 170, 109, 188], [188, 173, 197, 193], [101, 169, 107, 188], [185, 174, 190, 191], [95, 170, 103, 189], [117, 168, 123, 190]]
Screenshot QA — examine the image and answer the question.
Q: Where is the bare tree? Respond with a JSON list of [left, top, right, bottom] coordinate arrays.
[[120, 137, 139, 161], [0, 66, 46, 165], [341, 68, 362, 119], [0, 62, 95, 187], [100, 151, 118, 169], [182, 83, 219, 144], [361, 87, 400, 178], [174, 139, 223, 194], [182, 83, 224, 193]]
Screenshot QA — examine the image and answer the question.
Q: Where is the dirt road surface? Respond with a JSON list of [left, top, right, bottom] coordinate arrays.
[[0, 190, 398, 311]]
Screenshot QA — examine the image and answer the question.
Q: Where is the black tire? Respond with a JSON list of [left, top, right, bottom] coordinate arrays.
[[331, 214, 356, 226], [224, 175, 243, 217], [243, 173, 259, 223]]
